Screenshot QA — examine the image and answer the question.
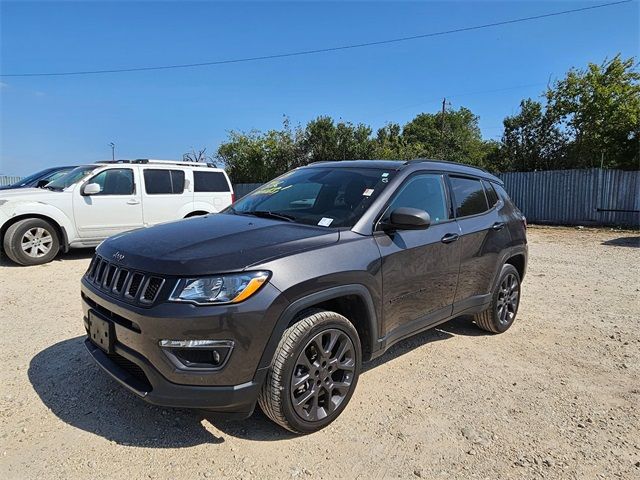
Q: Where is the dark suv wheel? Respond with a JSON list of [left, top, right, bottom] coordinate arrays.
[[258, 309, 362, 434], [474, 264, 521, 333], [3, 218, 60, 266]]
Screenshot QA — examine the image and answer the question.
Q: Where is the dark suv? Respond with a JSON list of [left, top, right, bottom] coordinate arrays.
[[82, 159, 527, 433]]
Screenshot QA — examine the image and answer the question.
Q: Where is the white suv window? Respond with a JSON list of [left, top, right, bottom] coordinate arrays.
[[143, 169, 185, 195], [90, 168, 134, 195], [194, 171, 230, 192]]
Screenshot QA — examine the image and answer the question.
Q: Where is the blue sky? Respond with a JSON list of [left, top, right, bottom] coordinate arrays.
[[1, 0, 638, 176]]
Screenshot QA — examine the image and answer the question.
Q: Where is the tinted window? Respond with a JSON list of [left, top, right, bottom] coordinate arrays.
[[228, 167, 396, 228], [144, 169, 185, 194], [482, 180, 499, 207], [194, 171, 230, 192], [450, 176, 488, 217], [386, 174, 449, 224], [90, 168, 134, 195]]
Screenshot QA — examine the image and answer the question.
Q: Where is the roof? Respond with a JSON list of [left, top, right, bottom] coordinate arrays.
[[305, 159, 502, 183]]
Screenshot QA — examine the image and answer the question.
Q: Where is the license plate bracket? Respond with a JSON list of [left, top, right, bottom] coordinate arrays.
[[88, 310, 114, 354]]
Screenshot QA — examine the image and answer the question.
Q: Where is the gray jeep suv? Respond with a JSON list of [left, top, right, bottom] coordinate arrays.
[[81, 159, 527, 433]]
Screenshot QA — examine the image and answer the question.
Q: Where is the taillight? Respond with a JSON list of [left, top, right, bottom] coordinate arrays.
[[231, 193, 236, 203]]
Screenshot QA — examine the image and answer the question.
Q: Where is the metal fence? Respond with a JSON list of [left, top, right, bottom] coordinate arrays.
[[4, 170, 637, 227], [233, 183, 263, 199], [235, 168, 639, 228], [499, 168, 639, 228], [0, 175, 21, 187]]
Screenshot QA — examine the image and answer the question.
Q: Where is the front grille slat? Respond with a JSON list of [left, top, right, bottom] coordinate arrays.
[[113, 269, 129, 293], [103, 265, 117, 289], [85, 254, 166, 307], [127, 273, 144, 300], [140, 277, 164, 303]]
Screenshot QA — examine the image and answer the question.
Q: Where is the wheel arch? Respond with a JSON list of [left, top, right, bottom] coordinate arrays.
[[258, 285, 379, 370], [1, 213, 69, 253], [505, 253, 526, 280], [183, 210, 210, 218]]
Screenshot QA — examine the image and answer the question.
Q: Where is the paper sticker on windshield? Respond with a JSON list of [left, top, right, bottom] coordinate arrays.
[[363, 188, 374, 197], [318, 217, 334, 227], [382, 173, 389, 177]]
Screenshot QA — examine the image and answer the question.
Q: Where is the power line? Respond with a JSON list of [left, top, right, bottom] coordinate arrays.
[[1, 0, 631, 78]]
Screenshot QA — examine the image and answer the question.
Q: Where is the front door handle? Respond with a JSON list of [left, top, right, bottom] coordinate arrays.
[[492, 222, 505, 231], [441, 233, 459, 244], [127, 199, 140, 205]]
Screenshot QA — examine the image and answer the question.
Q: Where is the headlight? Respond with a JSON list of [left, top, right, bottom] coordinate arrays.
[[169, 271, 270, 305]]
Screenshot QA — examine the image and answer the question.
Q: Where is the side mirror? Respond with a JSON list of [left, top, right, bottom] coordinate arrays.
[[382, 207, 431, 231], [36, 180, 49, 188], [83, 183, 101, 196]]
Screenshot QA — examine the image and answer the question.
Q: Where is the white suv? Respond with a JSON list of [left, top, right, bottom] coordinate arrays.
[[0, 159, 234, 266]]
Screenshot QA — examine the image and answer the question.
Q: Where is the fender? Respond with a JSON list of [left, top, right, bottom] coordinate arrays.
[[256, 284, 380, 371], [0, 202, 77, 244]]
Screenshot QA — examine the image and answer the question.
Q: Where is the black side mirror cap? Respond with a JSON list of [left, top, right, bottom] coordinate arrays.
[[381, 207, 431, 231]]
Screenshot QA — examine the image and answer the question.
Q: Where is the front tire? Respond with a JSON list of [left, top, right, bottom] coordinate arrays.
[[3, 218, 60, 266], [474, 264, 521, 333], [258, 309, 362, 434]]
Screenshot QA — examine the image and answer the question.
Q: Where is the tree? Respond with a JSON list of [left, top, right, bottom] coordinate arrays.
[[500, 99, 567, 171], [302, 116, 375, 162], [402, 107, 492, 166], [182, 147, 213, 163], [216, 118, 305, 183], [545, 55, 639, 169]]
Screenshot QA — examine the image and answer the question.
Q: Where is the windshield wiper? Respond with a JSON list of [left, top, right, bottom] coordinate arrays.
[[242, 210, 296, 222]]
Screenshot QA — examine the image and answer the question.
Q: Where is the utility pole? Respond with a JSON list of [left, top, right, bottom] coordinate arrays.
[[109, 142, 115, 161], [440, 98, 446, 158]]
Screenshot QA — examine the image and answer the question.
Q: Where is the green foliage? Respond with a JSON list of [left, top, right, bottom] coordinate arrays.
[[500, 55, 639, 171], [217, 55, 639, 182]]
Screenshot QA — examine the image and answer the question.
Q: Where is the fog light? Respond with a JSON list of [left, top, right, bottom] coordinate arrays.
[[159, 339, 234, 370]]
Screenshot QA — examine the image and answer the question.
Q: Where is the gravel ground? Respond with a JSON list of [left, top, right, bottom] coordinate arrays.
[[0, 226, 639, 480]]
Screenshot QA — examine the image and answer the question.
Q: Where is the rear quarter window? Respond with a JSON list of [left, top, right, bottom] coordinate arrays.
[[194, 171, 230, 192], [482, 180, 499, 207]]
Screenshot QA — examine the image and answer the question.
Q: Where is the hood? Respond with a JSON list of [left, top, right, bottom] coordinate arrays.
[[97, 213, 340, 276], [0, 188, 64, 201]]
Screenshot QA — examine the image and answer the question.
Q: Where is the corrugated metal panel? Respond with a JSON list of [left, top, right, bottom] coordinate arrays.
[[499, 168, 639, 227], [0, 175, 21, 187], [233, 183, 264, 199]]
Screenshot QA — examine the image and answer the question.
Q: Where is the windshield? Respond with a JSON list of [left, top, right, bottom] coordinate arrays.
[[8, 168, 54, 187], [226, 166, 397, 228], [46, 165, 98, 190]]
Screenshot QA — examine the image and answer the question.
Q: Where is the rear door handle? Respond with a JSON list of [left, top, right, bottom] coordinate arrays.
[[492, 222, 505, 231], [127, 199, 140, 205], [441, 233, 459, 244]]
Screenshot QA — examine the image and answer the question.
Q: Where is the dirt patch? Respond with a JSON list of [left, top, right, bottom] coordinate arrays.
[[1, 226, 639, 479]]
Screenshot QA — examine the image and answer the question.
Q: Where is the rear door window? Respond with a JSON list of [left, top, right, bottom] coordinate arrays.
[[450, 176, 489, 217], [194, 171, 230, 192], [143, 169, 185, 194]]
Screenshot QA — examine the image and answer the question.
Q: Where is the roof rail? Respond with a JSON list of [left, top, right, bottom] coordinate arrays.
[[95, 159, 219, 168], [405, 158, 490, 173]]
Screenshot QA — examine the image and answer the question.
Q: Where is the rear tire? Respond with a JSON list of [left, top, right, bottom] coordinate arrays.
[[3, 218, 60, 266], [258, 309, 362, 434], [474, 264, 521, 333]]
